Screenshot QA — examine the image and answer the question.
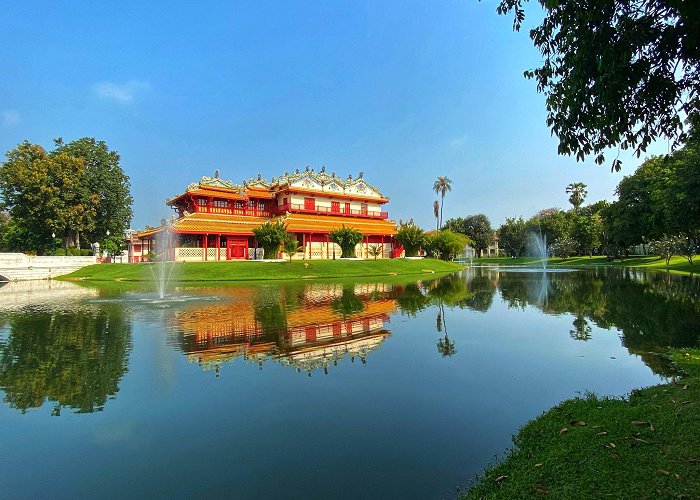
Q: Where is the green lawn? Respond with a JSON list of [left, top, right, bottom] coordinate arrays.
[[471, 255, 698, 275], [464, 349, 700, 498], [62, 258, 464, 282]]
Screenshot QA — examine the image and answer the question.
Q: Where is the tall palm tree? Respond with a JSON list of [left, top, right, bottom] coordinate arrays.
[[433, 200, 440, 231], [433, 176, 453, 228], [566, 182, 588, 211]]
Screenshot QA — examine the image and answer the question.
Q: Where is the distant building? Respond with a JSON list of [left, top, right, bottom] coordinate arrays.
[[134, 168, 399, 261]]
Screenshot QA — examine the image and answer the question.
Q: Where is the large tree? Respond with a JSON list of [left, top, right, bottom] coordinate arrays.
[[432, 176, 453, 228], [53, 138, 133, 248], [495, 0, 700, 170], [0, 138, 132, 252], [498, 216, 529, 257], [444, 214, 493, 257]]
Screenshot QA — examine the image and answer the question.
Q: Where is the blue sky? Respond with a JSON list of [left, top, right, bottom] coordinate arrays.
[[1, 0, 666, 230]]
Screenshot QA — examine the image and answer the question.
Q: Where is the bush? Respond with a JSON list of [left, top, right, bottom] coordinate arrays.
[[54, 248, 66, 256], [329, 226, 363, 258], [252, 221, 288, 259], [425, 230, 469, 260], [395, 220, 425, 257], [80, 249, 90, 256]]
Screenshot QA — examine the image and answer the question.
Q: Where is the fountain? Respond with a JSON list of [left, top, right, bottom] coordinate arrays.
[[527, 232, 548, 270], [148, 222, 176, 299]]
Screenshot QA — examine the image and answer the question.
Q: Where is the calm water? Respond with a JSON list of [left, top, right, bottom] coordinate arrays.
[[1, 268, 698, 499]]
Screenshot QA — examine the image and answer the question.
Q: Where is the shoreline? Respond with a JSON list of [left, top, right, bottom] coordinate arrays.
[[463, 349, 700, 498], [59, 258, 465, 282]]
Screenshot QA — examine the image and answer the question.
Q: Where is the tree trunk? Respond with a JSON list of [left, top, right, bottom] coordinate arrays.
[[63, 230, 80, 249]]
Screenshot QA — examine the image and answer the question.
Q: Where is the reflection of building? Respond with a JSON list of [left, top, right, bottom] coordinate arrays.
[[135, 168, 400, 261], [172, 284, 396, 374]]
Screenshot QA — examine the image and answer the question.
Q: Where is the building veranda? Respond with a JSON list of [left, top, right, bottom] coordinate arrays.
[[129, 168, 400, 262]]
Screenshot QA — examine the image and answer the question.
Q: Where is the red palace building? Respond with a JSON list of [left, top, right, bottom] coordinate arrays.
[[131, 167, 400, 262]]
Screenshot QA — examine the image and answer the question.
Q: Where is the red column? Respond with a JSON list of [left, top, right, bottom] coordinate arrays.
[[216, 235, 221, 260], [203, 233, 208, 261]]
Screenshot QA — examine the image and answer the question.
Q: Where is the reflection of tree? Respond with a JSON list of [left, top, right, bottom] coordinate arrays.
[[331, 285, 365, 317], [395, 283, 431, 317], [494, 268, 700, 374], [0, 305, 131, 414], [569, 315, 592, 341], [437, 334, 456, 357]]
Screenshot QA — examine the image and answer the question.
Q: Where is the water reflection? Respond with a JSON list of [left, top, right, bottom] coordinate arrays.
[[170, 282, 396, 376], [0, 300, 132, 414]]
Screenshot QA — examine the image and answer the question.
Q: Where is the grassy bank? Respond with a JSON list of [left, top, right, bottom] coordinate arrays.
[[62, 258, 464, 282], [465, 349, 700, 498], [472, 255, 698, 275]]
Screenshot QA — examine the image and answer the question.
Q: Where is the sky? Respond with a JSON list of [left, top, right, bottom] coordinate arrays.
[[0, 0, 668, 230]]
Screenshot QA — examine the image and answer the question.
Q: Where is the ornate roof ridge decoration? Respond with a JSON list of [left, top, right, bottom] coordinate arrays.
[[269, 166, 386, 198], [244, 173, 270, 189]]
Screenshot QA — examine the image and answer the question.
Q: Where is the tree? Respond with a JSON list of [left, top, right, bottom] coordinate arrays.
[[566, 182, 587, 211], [650, 235, 677, 265], [282, 235, 303, 262], [433, 200, 440, 231], [0, 142, 98, 251], [496, 0, 700, 170], [425, 230, 470, 260], [329, 226, 363, 258], [368, 244, 383, 260], [572, 214, 604, 257], [432, 176, 452, 228], [498, 216, 529, 257], [445, 214, 493, 257], [550, 236, 577, 259], [252, 220, 288, 259], [395, 220, 426, 257], [0, 138, 133, 253], [527, 208, 573, 245], [53, 138, 133, 247]]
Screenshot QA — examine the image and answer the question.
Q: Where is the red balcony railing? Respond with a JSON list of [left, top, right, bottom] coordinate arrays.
[[274, 203, 388, 219]]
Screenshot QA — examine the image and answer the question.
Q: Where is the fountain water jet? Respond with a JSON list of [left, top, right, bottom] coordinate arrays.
[[148, 222, 176, 299], [527, 232, 548, 270]]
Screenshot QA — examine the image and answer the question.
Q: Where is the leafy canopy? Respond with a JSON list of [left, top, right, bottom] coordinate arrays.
[[329, 226, 363, 258], [395, 220, 426, 257], [495, 0, 700, 170]]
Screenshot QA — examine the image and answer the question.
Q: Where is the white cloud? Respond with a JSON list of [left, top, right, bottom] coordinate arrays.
[[92, 80, 150, 103], [2, 110, 20, 127]]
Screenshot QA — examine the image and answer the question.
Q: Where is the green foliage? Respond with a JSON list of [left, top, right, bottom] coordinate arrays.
[[432, 176, 453, 227], [674, 236, 698, 265], [444, 214, 492, 257], [550, 236, 577, 259], [0, 304, 131, 414], [395, 221, 425, 257], [52, 138, 133, 247], [329, 226, 363, 258], [527, 208, 573, 246], [252, 220, 288, 259], [368, 244, 383, 260], [0, 138, 133, 254], [282, 235, 302, 262], [498, 216, 528, 257], [566, 182, 587, 210], [496, 0, 700, 170], [650, 235, 679, 265], [54, 248, 66, 256], [425, 230, 469, 260], [572, 214, 604, 257]]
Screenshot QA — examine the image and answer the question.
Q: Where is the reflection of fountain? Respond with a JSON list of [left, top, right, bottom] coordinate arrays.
[[527, 232, 548, 270], [148, 222, 176, 299], [531, 270, 550, 307]]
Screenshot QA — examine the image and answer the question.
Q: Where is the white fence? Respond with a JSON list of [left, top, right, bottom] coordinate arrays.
[[0, 253, 98, 281]]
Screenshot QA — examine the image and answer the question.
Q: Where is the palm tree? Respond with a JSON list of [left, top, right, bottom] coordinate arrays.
[[433, 200, 440, 231], [566, 182, 588, 211], [433, 176, 453, 228], [368, 244, 383, 260]]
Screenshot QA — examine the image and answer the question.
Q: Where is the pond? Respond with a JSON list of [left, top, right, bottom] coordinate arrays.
[[0, 268, 698, 499]]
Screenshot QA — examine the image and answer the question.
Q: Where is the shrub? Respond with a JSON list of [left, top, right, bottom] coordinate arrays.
[[282, 235, 303, 262], [368, 244, 383, 260], [54, 248, 66, 256], [252, 221, 288, 259], [425, 230, 468, 260], [329, 226, 363, 258], [395, 221, 425, 257]]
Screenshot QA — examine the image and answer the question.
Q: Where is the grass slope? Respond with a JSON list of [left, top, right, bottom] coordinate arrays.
[[474, 256, 698, 275], [465, 349, 700, 499], [62, 258, 463, 282]]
